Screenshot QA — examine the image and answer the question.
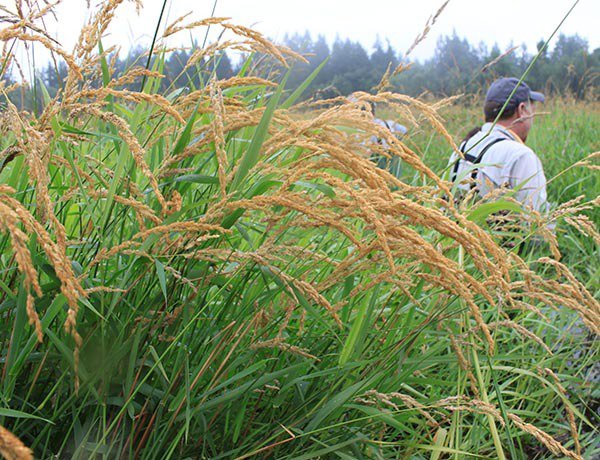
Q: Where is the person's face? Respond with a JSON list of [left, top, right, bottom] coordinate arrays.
[[516, 100, 536, 140]]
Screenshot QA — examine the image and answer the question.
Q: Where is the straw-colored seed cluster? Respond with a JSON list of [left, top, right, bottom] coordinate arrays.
[[0, 424, 32, 460]]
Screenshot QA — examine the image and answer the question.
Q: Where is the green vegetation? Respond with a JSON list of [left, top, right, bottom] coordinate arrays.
[[0, 4, 598, 460]]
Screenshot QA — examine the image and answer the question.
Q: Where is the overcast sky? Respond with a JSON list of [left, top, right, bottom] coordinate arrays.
[[14, 0, 600, 64]]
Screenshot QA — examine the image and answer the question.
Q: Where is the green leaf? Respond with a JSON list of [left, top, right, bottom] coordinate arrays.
[[79, 296, 106, 321], [173, 174, 219, 185], [3, 287, 28, 396], [36, 77, 52, 107], [430, 428, 448, 460], [232, 398, 247, 444], [305, 380, 365, 432], [155, 259, 168, 302], [467, 200, 523, 224], [0, 408, 54, 424], [294, 180, 336, 198], [281, 57, 329, 109], [339, 286, 379, 366], [57, 122, 121, 140], [237, 53, 254, 78], [149, 345, 170, 384], [230, 73, 289, 192], [487, 356, 519, 459], [290, 437, 361, 460], [98, 40, 111, 87], [348, 404, 409, 433], [173, 102, 201, 157]]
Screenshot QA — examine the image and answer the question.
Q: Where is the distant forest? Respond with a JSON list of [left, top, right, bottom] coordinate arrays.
[[277, 32, 599, 99], [9, 32, 600, 111]]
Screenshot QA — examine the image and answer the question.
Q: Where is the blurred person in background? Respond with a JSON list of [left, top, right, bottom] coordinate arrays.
[[369, 102, 407, 179]]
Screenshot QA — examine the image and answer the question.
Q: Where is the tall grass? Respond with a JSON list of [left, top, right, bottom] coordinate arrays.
[[0, 2, 598, 459]]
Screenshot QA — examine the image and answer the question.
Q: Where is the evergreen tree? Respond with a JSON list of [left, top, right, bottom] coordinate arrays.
[[328, 38, 373, 94], [370, 38, 397, 86]]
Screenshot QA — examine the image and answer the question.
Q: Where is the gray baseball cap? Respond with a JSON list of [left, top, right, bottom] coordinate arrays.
[[485, 77, 545, 106]]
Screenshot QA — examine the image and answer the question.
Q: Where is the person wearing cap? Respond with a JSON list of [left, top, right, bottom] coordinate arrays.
[[450, 77, 548, 213]]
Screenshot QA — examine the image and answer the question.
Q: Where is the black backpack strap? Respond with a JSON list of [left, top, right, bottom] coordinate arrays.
[[466, 137, 507, 188], [452, 136, 507, 187], [451, 140, 468, 183]]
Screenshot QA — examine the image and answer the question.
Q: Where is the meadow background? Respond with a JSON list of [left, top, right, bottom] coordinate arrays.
[[0, 2, 598, 459]]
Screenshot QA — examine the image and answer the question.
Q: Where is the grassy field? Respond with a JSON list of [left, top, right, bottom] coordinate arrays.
[[0, 7, 599, 460]]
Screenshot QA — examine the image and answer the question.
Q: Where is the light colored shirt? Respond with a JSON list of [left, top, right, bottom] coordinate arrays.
[[449, 122, 548, 213], [370, 119, 408, 148], [369, 119, 407, 179]]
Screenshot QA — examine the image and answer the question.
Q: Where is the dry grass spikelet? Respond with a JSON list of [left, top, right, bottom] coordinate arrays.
[[234, 251, 342, 329], [507, 413, 582, 460], [482, 320, 553, 355], [221, 23, 305, 66], [159, 108, 266, 173], [398, 0, 449, 62], [385, 93, 459, 156], [0, 424, 33, 460], [543, 368, 581, 456], [87, 188, 162, 227], [573, 150, 599, 170], [77, 88, 184, 123], [435, 396, 582, 460], [217, 76, 278, 90], [0, 28, 81, 79], [1, 5, 596, 450], [372, 195, 509, 282], [110, 67, 164, 87], [3, 103, 53, 223], [163, 265, 199, 294], [26, 293, 43, 343], [480, 45, 520, 73], [360, 389, 440, 427], [537, 258, 600, 319], [564, 214, 600, 245], [91, 222, 229, 266], [163, 16, 230, 38], [0, 188, 87, 386], [0, 200, 43, 341], [347, 91, 460, 173], [250, 338, 318, 360], [228, 194, 362, 248], [510, 258, 599, 334], [448, 334, 480, 397], [436, 396, 504, 424], [183, 40, 237, 71], [85, 286, 127, 294], [73, 0, 125, 61], [166, 190, 183, 216], [210, 78, 229, 197], [328, 178, 396, 274], [70, 104, 168, 214], [552, 195, 588, 218], [373, 63, 393, 93], [163, 15, 304, 66]]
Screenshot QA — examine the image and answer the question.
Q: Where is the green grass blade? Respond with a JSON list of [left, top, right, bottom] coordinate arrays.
[[230, 73, 289, 192]]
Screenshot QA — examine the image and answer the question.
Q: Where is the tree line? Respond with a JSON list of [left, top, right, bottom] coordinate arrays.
[[278, 32, 599, 100], [7, 31, 599, 112]]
